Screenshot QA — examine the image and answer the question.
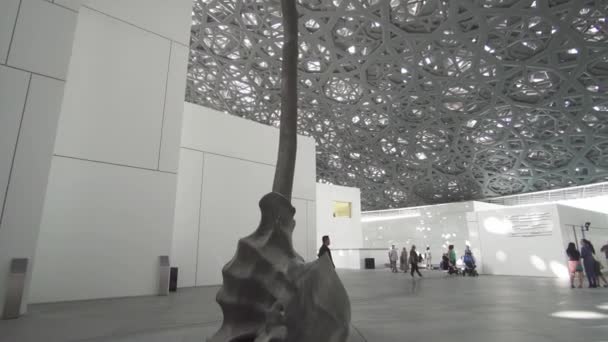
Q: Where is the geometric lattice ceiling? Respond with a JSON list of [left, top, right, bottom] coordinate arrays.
[[187, 0, 608, 210]]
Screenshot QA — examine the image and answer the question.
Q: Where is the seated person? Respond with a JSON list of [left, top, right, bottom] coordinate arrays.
[[462, 246, 478, 276], [440, 253, 449, 270], [463, 246, 476, 268], [448, 245, 457, 266]]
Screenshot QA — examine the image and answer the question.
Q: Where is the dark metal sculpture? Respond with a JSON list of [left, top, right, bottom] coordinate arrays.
[[272, 0, 298, 201], [208, 1, 351, 341], [207, 194, 350, 342]]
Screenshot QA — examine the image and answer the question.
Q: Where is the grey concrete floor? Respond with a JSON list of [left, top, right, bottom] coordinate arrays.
[[1, 270, 608, 342]]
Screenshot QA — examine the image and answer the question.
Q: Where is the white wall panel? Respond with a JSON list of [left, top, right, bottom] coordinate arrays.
[[181, 103, 282, 167], [54, 0, 84, 11], [181, 103, 316, 200], [316, 184, 362, 269], [0, 66, 29, 215], [465, 212, 484, 274], [558, 196, 608, 214], [31, 157, 177, 303], [158, 43, 189, 173], [292, 198, 310, 261], [307, 200, 317, 261], [28, 1, 193, 305], [475, 204, 565, 278], [170, 149, 204, 288], [173, 103, 317, 287], [473, 201, 504, 211], [332, 250, 364, 269], [292, 137, 316, 201], [0, 0, 20, 64], [7, 0, 77, 79], [85, 0, 193, 44], [0, 75, 64, 313], [196, 154, 274, 286], [173, 148, 316, 287], [316, 184, 362, 249], [53, 8, 170, 169]]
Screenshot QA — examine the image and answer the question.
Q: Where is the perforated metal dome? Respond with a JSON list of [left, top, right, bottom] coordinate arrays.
[[187, 0, 608, 210]]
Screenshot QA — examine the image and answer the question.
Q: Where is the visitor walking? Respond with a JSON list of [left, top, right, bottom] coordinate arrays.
[[425, 246, 432, 269], [410, 245, 423, 277], [566, 242, 584, 289], [400, 247, 408, 273], [389, 245, 399, 273], [318, 235, 335, 268], [581, 239, 598, 288]]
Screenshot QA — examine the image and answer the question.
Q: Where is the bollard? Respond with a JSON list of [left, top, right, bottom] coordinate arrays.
[[2, 258, 28, 320], [158, 256, 170, 296], [169, 267, 178, 292]]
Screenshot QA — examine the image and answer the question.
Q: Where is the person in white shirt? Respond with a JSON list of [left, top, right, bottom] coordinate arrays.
[[425, 246, 432, 269], [388, 245, 399, 273]]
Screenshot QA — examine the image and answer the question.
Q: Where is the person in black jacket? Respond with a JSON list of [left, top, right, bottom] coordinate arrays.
[[409, 245, 422, 278], [318, 235, 335, 268]]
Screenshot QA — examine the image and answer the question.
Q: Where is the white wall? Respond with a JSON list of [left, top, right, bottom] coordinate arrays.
[[0, 0, 78, 314], [361, 202, 483, 268], [359, 200, 608, 278], [473, 201, 504, 211], [315, 184, 362, 269], [170, 103, 317, 288], [557, 204, 608, 268], [474, 204, 567, 278], [558, 195, 608, 215], [29, 0, 193, 304]]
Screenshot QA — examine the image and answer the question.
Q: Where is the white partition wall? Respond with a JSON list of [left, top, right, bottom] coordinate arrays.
[[316, 184, 362, 269], [171, 103, 317, 288], [29, 0, 193, 304], [361, 202, 491, 269], [558, 195, 608, 215], [0, 0, 79, 314], [472, 203, 608, 278], [361, 200, 608, 278], [474, 204, 566, 278], [557, 205, 608, 269]]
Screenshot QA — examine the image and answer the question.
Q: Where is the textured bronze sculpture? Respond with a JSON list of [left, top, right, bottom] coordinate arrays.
[[208, 1, 351, 341]]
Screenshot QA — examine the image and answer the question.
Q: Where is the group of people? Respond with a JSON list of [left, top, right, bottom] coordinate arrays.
[[439, 245, 478, 276], [388, 244, 478, 277], [388, 245, 431, 277], [319, 234, 608, 288], [566, 239, 608, 289]]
